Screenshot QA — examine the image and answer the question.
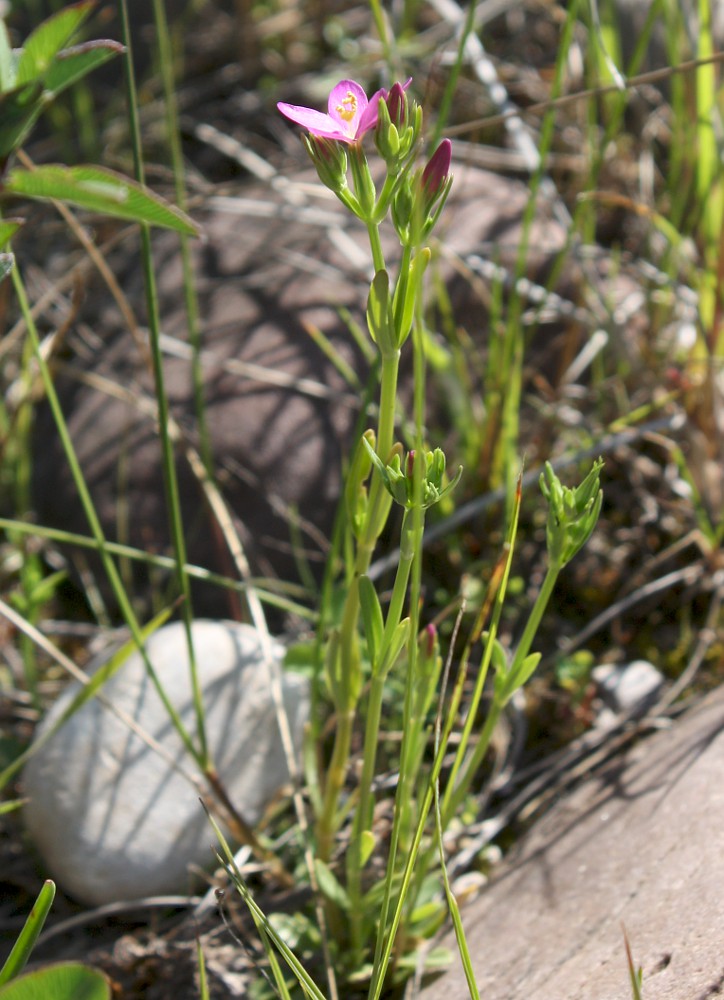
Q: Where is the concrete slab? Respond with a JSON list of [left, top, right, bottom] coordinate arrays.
[[423, 686, 724, 1000]]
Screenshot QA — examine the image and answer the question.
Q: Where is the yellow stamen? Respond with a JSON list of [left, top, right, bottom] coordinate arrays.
[[335, 91, 358, 122]]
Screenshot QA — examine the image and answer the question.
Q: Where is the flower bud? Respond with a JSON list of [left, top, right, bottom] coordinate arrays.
[[421, 139, 452, 201], [302, 134, 348, 193], [386, 81, 408, 127], [539, 459, 604, 567]]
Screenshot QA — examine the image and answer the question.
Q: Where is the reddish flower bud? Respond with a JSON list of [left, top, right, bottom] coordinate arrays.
[[425, 623, 437, 658], [386, 81, 407, 127], [421, 139, 452, 197]]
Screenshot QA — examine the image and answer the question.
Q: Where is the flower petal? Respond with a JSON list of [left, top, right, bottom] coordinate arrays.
[[277, 103, 339, 134], [328, 80, 368, 138], [356, 87, 385, 137]]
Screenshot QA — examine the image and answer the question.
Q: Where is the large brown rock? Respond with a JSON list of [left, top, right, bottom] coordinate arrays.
[[423, 685, 724, 1000]]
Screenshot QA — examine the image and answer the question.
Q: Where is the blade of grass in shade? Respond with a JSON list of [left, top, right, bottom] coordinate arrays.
[[696, 0, 717, 220], [8, 260, 203, 774], [151, 0, 213, 474], [431, 0, 479, 147], [117, 0, 207, 767], [0, 880, 55, 986], [433, 763, 479, 999], [0, 518, 317, 619], [12, 283, 52, 707], [494, 0, 580, 497], [206, 810, 327, 1000], [196, 938, 209, 1000], [0, 605, 172, 791], [622, 925, 644, 1000], [441, 472, 520, 823]]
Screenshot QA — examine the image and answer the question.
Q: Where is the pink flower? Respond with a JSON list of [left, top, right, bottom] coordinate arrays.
[[277, 78, 411, 145]]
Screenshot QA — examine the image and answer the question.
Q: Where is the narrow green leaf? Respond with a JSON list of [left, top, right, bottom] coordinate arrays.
[[206, 810, 327, 1000], [0, 22, 16, 91], [196, 939, 209, 1000], [0, 799, 25, 816], [0, 881, 55, 986], [366, 269, 394, 352], [378, 617, 410, 677], [0, 962, 111, 1000], [359, 574, 383, 665], [4, 165, 199, 235], [360, 829, 376, 867], [0, 82, 44, 161], [0, 220, 23, 244], [314, 859, 351, 911], [393, 247, 430, 348], [15, 1, 95, 86], [42, 41, 124, 98]]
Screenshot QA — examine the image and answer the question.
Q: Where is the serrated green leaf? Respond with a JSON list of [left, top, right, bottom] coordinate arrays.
[[42, 41, 124, 98], [4, 165, 199, 235], [15, 1, 95, 86], [0, 81, 44, 161], [0, 962, 110, 1000], [0, 881, 55, 986]]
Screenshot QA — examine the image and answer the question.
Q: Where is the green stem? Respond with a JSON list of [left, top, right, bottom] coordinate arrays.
[[118, 0, 208, 766], [367, 298, 427, 988], [314, 296, 400, 860], [347, 512, 415, 953], [508, 560, 561, 680], [445, 558, 561, 824]]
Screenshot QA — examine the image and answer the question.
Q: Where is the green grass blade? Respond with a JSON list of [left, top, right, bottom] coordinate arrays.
[[4, 164, 199, 234], [117, 0, 207, 766], [0, 881, 55, 985], [196, 939, 209, 1000], [433, 778, 479, 999], [206, 810, 327, 1000]]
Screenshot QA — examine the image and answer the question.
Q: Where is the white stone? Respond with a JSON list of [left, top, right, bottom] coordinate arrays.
[[593, 659, 664, 719], [23, 620, 308, 906]]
